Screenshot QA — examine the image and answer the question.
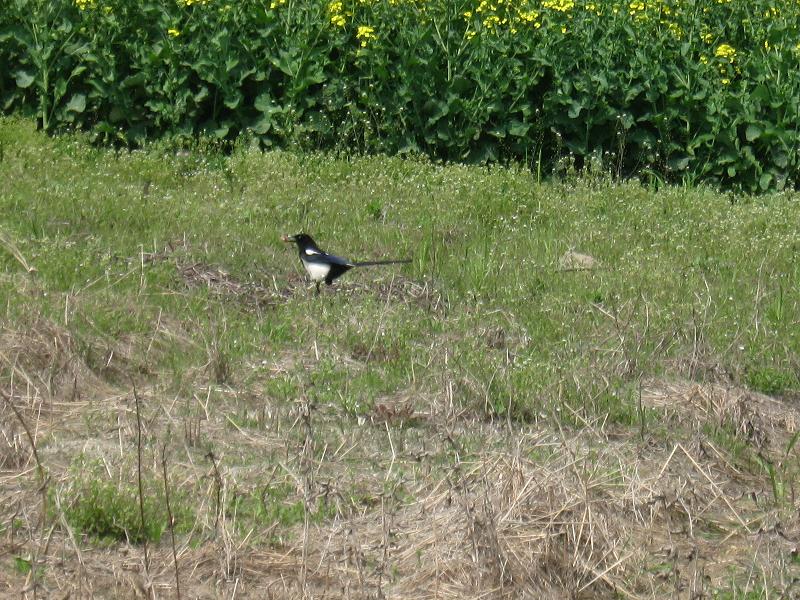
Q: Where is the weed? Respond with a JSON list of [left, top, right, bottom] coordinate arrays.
[[13, 556, 32, 575], [746, 366, 797, 396], [230, 483, 335, 538], [62, 478, 166, 543], [703, 422, 753, 468], [59, 457, 192, 544]]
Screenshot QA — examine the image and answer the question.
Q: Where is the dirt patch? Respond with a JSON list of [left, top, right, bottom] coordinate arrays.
[[349, 340, 401, 363], [559, 249, 600, 271], [374, 275, 446, 314], [178, 261, 288, 310], [327, 274, 446, 313], [133, 237, 296, 308], [177, 261, 440, 314]]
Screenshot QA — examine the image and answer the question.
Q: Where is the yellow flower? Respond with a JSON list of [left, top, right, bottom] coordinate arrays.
[[542, 0, 573, 12], [701, 32, 713, 44], [699, 55, 709, 64], [483, 14, 501, 28], [356, 25, 376, 47], [168, 28, 181, 37], [74, 0, 96, 9], [270, 0, 286, 8], [721, 78, 730, 85], [667, 22, 682, 39], [328, 0, 347, 27], [628, 1, 645, 15], [715, 43, 736, 60]]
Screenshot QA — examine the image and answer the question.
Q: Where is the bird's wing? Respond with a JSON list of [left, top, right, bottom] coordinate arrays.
[[307, 252, 355, 267]]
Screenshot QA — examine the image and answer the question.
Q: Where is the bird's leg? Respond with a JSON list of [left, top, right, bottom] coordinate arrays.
[[315, 281, 321, 295]]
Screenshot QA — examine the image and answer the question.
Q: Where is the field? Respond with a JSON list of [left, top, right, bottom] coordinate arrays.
[[1, 116, 800, 598]]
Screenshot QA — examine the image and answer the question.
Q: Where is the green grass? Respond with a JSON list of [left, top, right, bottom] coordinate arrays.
[[61, 476, 168, 544], [57, 455, 193, 544], [2, 116, 800, 595], [1, 116, 798, 416]]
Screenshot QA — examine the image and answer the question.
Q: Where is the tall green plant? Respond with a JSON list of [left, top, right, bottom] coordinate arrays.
[[1, 0, 798, 191]]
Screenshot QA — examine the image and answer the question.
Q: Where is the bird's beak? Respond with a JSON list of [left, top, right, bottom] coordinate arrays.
[[281, 234, 294, 243]]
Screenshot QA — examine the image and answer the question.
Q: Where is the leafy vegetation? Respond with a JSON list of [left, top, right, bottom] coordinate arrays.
[[746, 365, 797, 395], [60, 458, 184, 543], [2, 0, 799, 191]]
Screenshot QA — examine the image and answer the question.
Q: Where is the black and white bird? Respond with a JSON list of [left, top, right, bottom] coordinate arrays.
[[282, 233, 410, 293]]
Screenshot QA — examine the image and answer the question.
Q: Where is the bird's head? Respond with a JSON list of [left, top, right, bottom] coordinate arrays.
[[282, 233, 315, 249]]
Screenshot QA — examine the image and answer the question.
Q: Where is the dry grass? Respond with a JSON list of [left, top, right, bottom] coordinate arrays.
[[2, 314, 799, 599], [642, 379, 800, 455]]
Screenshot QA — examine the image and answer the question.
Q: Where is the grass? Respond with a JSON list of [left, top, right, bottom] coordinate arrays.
[[59, 460, 177, 544], [1, 116, 799, 597]]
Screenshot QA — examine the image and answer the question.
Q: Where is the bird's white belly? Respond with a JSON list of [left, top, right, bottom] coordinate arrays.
[[302, 260, 330, 282]]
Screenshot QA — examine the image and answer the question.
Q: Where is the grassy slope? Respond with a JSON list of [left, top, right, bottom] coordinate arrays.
[[1, 117, 799, 598]]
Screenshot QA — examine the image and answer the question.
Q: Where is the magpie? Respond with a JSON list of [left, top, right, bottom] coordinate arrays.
[[282, 233, 410, 293]]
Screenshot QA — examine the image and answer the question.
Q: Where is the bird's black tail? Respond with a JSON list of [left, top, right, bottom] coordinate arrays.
[[354, 259, 411, 267]]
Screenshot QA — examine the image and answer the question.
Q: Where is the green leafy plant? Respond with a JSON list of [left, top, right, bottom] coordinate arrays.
[[13, 556, 33, 575], [61, 478, 165, 543], [2, 0, 799, 190], [59, 458, 191, 543], [230, 483, 335, 529], [746, 366, 796, 396]]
